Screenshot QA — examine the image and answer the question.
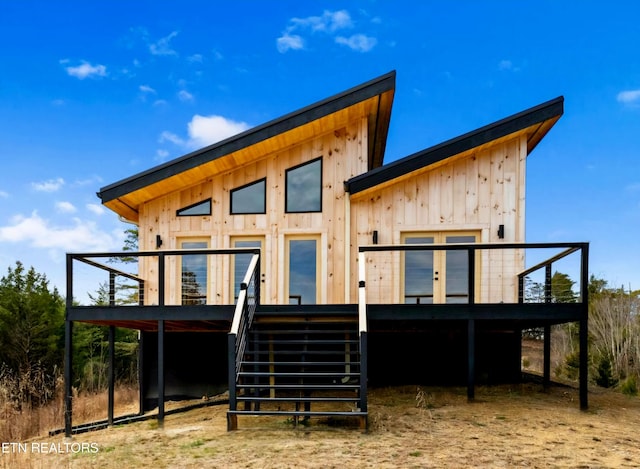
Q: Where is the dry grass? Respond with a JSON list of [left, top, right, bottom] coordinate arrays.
[[3, 382, 640, 468], [0, 386, 139, 443]]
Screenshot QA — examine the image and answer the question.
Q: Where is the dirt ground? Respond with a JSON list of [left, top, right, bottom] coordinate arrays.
[[2, 381, 640, 469]]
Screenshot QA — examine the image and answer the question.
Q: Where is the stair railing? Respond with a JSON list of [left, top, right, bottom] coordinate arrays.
[[228, 252, 261, 416], [357, 252, 368, 415]]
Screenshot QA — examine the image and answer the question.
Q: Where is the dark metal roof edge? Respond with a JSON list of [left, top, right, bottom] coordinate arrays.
[[98, 71, 397, 203], [346, 96, 564, 194]]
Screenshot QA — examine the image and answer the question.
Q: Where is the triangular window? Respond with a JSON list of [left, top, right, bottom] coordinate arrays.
[[177, 199, 212, 216]]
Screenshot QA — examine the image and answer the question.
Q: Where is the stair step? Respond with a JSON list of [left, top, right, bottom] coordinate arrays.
[[237, 396, 359, 403], [238, 372, 360, 378], [241, 361, 360, 367], [251, 339, 359, 345], [247, 350, 360, 356], [236, 384, 360, 390], [228, 410, 366, 417], [250, 329, 357, 335]]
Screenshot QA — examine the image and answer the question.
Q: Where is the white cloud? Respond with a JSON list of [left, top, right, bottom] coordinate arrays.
[[291, 10, 353, 33], [335, 34, 377, 52], [156, 149, 170, 161], [149, 31, 179, 56], [0, 212, 117, 252], [139, 84, 156, 94], [153, 99, 168, 107], [51, 99, 65, 106], [617, 89, 640, 104], [32, 178, 65, 192], [159, 131, 185, 146], [187, 115, 250, 148], [86, 203, 105, 215], [187, 54, 203, 63], [63, 60, 107, 79], [178, 90, 194, 102], [0, 190, 8, 198], [277, 9, 379, 54], [160, 115, 250, 150], [55, 201, 77, 213], [277, 33, 305, 53]]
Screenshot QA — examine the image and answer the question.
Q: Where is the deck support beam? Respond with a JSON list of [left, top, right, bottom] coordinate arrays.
[[64, 319, 73, 438], [543, 325, 551, 388], [157, 320, 165, 427], [108, 325, 115, 425], [467, 319, 475, 401]]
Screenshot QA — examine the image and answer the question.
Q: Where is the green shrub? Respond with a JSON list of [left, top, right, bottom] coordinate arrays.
[[619, 376, 638, 396]]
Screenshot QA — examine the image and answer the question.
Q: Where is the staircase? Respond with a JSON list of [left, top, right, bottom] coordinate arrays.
[[227, 305, 367, 430]]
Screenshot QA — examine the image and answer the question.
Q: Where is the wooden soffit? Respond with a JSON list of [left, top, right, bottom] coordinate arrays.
[[98, 72, 396, 222]]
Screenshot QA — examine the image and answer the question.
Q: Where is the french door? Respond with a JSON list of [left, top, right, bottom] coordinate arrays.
[[402, 232, 478, 304]]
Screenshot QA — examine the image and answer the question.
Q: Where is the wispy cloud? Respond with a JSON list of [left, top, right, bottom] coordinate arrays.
[[187, 54, 203, 63], [155, 149, 170, 162], [277, 9, 376, 53], [617, 89, 640, 105], [149, 31, 179, 56], [0, 212, 117, 252], [335, 34, 377, 52], [290, 10, 353, 33], [178, 90, 194, 102], [0, 190, 8, 198], [498, 59, 520, 72], [139, 84, 156, 94], [32, 178, 65, 192], [86, 203, 105, 215], [277, 33, 304, 53], [55, 201, 77, 214], [160, 115, 251, 150], [62, 60, 107, 79]]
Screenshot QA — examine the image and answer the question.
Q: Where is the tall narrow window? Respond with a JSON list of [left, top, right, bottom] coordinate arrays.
[[285, 158, 322, 213], [287, 237, 319, 304], [180, 241, 208, 305], [403, 236, 435, 304], [230, 178, 266, 214], [231, 237, 263, 300], [177, 199, 211, 217]]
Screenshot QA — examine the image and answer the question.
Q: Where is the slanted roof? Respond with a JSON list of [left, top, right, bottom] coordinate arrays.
[[345, 96, 564, 195], [98, 71, 396, 222]]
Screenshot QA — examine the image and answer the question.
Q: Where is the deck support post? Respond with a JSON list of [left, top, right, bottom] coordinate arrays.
[[157, 319, 165, 427], [138, 332, 144, 415], [543, 325, 551, 389], [579, 243, 589, 410], [108, 325, 115, 425], [467, 319, 475, 401], [64, 319, 73, 438]]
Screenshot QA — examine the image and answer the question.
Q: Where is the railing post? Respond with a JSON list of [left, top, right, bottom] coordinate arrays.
[[545, 264, 552, 303], [468, 248, 475, 305], [467, 319, 475, 401], [579, 243, 590, 410], [64, 254, 73, 438], [157, 253, 166, 428], [227, 333, 238, 431]]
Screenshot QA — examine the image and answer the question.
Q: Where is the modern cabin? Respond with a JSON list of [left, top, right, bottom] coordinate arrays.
[[63, 71, 589, 434]]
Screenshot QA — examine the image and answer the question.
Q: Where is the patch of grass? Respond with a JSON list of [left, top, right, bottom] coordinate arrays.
[[181, 439, 204, 449], [409, 451, 422, 457]]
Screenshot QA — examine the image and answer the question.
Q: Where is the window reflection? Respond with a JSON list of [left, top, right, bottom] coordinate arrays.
[[231, 179, 266, 214], [288, 239, 317, 304], [286, 158, 321, 213], [181, 241, 208, 305], [404, 237, 435, 304]]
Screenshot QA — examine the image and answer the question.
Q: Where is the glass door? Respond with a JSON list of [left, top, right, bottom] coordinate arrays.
[[402, 232, 477, 304], [286, 236, 320, 304], [231, 237, 264, 301]]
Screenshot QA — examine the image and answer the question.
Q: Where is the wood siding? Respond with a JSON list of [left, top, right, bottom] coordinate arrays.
[[138, 118, 369, 305], [350, 135, 527, 304]]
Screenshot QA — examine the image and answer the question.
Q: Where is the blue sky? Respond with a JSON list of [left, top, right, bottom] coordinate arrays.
[[0, 1, 639, 294]]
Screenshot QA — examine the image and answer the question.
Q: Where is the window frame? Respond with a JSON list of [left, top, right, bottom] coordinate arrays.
[[178, 238, 210, 305], [230, 178, 267, 215], [285, 157, 323, 213], [176, 199, 212, 217]]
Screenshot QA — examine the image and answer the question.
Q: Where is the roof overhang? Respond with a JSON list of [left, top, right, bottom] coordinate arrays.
[[345, 96, 564, 196], [98, 72, 396, 222]]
